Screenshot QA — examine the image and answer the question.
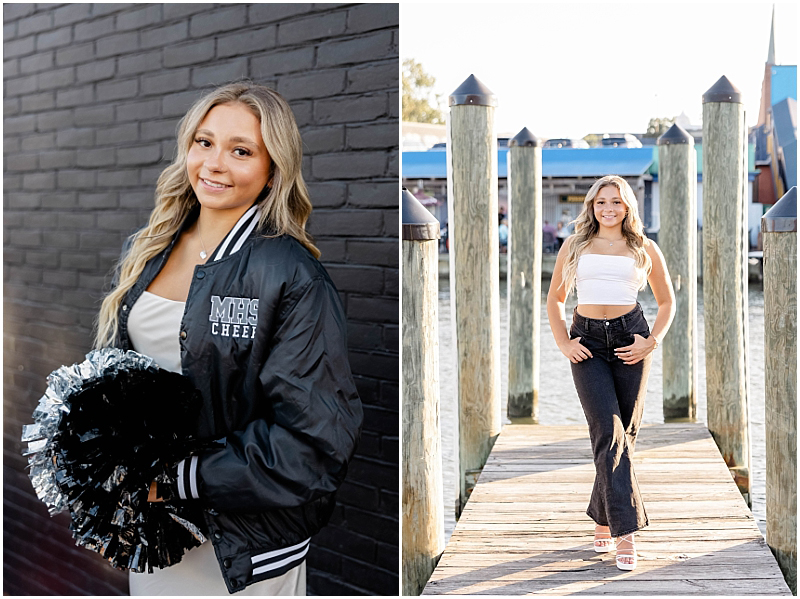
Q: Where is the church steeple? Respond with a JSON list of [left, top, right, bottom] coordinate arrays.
[[767, 4, 776, 65], [756, 5, 777, 127]]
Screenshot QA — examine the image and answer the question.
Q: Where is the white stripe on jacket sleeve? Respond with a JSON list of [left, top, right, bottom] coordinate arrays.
[[175, 456, 200, 500], [188, 455, 199, 499], [177, 458, 186, 500], [252, 544, 310, 576], [251, 538, 311, 564]]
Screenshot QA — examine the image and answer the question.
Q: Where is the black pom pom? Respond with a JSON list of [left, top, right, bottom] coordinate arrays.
[[23, 349, 215, 572]]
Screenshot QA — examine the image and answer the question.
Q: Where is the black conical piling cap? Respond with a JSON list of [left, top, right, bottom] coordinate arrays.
[[449, 74, 497, 107], [762, 186, 797, 232], [402, 187, 441, 240], [657, 123, 694, 146], [702, 75, 743, 104], [509, 127, 542, 148]]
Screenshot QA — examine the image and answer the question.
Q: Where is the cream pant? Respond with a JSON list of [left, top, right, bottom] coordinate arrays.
[[129, 540, 306, 596]]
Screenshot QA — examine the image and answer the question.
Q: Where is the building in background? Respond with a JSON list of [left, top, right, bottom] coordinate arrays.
[[753, 6, 797, 206], [402, 11, 793, 259], [3, 3, 398, 595], [403, 143, 761, 250]]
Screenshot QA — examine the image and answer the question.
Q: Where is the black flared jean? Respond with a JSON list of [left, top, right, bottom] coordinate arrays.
[[569, 303, 652, 537]]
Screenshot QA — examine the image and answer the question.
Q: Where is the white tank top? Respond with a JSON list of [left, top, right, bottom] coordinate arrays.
[[127, 291, 185, 373], [576, 254, 645, 305]]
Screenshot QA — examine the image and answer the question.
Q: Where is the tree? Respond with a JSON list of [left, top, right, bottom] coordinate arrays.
[[402, 58, 444, 124], [644, 117, 675, 137], [583, 134, 603, 147]]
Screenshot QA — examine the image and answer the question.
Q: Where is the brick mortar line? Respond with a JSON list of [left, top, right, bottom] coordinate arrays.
[[327, 549, 399, 575], [4, 53, 398, 75], [6, 4, 379, 30], [5, 21, 396, 61], [2, 548, 92, 595]]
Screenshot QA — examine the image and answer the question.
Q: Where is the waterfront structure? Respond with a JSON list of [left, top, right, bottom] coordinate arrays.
[[403, 144, 761, 247]]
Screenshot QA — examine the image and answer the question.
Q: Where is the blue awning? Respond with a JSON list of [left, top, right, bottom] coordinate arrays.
[[402, 147, 656, 179], [402, 148, 448, 178], [539, 147, 654, 177]]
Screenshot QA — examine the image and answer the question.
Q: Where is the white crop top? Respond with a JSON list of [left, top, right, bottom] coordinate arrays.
[[576, 254, 645, 305]]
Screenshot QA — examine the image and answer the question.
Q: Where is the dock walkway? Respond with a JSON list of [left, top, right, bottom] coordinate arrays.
[[424, 423, 790, 595]]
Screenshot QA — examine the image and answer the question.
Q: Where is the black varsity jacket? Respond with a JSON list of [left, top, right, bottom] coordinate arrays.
[[112, 204, 363, 593]]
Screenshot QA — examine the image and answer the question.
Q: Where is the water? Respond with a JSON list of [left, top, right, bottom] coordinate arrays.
[[437, 276, 767, 542]]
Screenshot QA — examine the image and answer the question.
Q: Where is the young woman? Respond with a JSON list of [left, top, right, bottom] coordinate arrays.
[[546, 175, 675, 571], [94, 82, 363, 595]]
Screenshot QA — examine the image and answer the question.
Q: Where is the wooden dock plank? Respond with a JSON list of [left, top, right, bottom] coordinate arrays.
[[424, 423, 791, 595]]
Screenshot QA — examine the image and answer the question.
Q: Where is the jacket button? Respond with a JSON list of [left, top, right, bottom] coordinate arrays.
[[122, 304, 128, 311], [180, 331, 187, 339], [230, 579, 238, 588], [223, 558, 232, 569], [214, 531, 222, 540], [196, 270, 205, 279]]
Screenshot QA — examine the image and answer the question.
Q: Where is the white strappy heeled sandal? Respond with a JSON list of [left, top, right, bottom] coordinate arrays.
[[615, 533, 637, 570], [593, 525, 613, 553]]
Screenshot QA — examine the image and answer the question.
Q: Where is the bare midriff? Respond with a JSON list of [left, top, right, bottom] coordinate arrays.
[[576, 304, 637, 320]]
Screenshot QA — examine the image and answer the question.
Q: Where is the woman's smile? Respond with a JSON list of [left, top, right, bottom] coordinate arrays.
[[199, 177, 233, 191]]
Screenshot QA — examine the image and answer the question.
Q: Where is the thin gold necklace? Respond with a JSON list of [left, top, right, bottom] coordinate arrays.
[[596, 235, 624, 246]]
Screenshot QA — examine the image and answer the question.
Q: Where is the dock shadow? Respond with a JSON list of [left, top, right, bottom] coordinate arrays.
[[478, 423, 717, 486], [424, 545, 606, 595], [425, 538, 789, 595]]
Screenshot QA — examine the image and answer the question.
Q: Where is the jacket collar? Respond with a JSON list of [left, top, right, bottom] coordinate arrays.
[[174, 202, 263, 263], [209, 203, 261, 262]]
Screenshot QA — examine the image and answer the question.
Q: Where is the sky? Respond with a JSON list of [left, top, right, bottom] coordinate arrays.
[[400, 2, 798, 140]]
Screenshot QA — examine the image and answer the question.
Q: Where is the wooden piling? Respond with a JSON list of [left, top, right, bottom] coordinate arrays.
[[446, 74, 501, 513], [762, 186, 797, 595], [657, 124, 698, 420], [701, 75, 751, 505], [506, 128, 543, 421], [402, 188, 445, 595]]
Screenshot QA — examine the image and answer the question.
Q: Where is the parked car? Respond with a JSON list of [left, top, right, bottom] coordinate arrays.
[[544, 138, 590, 148], [601, 133, 643, 148]]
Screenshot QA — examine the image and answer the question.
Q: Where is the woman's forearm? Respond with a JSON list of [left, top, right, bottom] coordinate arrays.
[[649, 301, 675, 345], [547, 296, 570, 349]]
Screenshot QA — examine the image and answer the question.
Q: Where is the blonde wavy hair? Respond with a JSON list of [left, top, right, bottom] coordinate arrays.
[[94, 81, 318, 348], [560, 175, 652, 297]]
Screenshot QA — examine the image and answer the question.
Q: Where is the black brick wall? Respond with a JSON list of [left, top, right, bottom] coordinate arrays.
[[3, 3, 399, 595]]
